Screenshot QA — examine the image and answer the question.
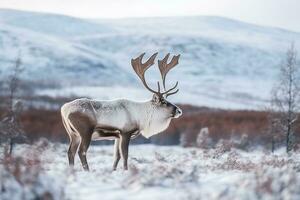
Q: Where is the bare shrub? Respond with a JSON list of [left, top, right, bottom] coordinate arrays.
[[235, 133, 250, 150], [213, 151, 257, 172], [123, 160, 199, 190], [154, 152, 167, 162], [252, 167, 300, 198], [260, 155, 294, 168], [212, 134, 252, 158], [212, 139, 234, 158], [0, 141, 65, 200], [196, 127, 212, 149]]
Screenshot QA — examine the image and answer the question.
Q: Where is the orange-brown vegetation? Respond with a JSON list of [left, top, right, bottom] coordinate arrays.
[[165, 105, 270, 145], [1, 103, 299, 146]]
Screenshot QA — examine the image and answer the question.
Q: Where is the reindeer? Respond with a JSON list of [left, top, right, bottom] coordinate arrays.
[[61, 53, 182, 171]]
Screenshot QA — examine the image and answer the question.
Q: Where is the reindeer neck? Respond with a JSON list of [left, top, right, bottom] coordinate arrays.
[[128, 100, 153, 132]]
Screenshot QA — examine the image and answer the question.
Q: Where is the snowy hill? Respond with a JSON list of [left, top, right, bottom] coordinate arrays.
[[0, 9, 113, 37], [1, 9, 300, 109], [0, 9, 132, 87]]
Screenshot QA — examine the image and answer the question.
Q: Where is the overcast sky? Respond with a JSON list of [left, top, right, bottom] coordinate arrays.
[[1, 0, 299, 32]]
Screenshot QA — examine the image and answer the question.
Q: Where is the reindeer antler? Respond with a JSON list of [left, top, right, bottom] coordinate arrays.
[[131, 52, 160, 94], [158, 53, 180, 97], [131, 52, 180, 98]]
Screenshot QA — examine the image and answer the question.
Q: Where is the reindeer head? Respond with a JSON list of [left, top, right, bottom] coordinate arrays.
[[131, 52, 182, 120]]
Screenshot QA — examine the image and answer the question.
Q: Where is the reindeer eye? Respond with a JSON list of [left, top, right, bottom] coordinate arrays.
[[153, 96, 160, 104]]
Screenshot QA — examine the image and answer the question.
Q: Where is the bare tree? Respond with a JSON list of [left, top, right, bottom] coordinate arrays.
[[266, 110, 283, 152], [0, 55, 25, 155], [8, 56, 23, 115], [270, 43, 300, 152]]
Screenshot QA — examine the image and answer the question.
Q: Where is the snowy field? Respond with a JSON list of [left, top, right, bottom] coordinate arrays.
[[1, 143, 300, 200]]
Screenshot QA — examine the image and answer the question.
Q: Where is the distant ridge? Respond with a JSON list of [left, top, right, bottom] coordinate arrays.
[[1, 9, 300, 109]]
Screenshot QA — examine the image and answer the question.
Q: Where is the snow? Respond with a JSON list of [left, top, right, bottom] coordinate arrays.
[[1, 143, 300, 200], [0, 24, 132, 87], [1, 9, 300, 109], [0, 9, 113, 37]]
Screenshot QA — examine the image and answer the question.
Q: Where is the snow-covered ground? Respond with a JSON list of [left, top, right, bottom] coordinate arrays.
[[1, 143, 300, 200]]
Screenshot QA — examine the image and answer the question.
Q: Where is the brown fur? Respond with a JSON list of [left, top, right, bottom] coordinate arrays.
[[62, 111, 139, 171], [65, 112, 95, 170]]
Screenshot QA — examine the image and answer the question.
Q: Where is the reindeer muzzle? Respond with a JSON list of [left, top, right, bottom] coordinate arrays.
[[173, 107, 182, 118]]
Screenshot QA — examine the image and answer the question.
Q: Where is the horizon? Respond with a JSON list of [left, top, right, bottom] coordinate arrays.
[[0, 0, 300, 32]]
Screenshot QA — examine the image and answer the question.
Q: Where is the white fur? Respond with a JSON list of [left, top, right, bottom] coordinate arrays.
[[61, 98, 174, 139]]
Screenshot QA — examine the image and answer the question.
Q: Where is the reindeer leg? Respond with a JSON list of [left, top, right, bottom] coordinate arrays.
[[119, 133, 130, 170], [78, 134, 92, 171], [68, 113, 94, 171], [68, 135, 80, 166], [112, 139, 121, 170], [63, 116, 80, 167]]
